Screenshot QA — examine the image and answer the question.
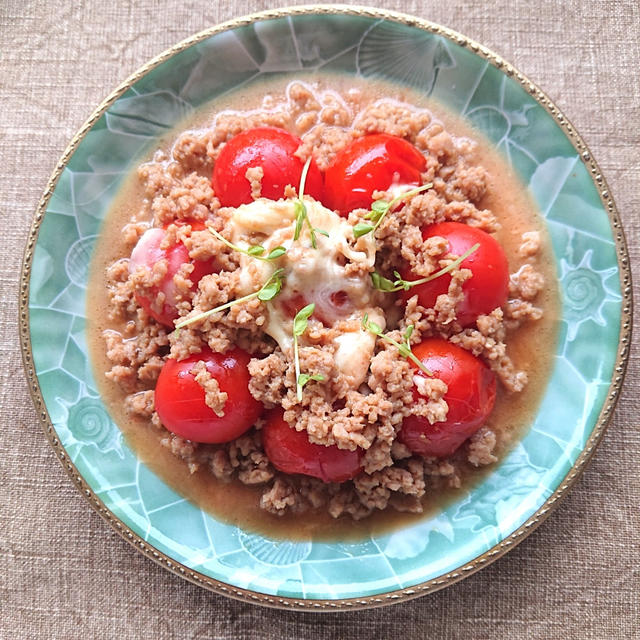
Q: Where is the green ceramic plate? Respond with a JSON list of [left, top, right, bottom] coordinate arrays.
[[20, 6, 631, 609]]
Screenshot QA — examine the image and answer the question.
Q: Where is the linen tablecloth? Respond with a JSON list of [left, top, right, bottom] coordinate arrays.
[[2, 1, 638, 637]]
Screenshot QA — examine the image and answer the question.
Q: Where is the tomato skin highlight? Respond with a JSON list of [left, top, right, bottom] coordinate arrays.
[[401, 221, 509, 328], [262, 410, 363, 483], [324, 133, 426, 216], [130, 221, 217, 327], [212, 127, 324, 207], [154, 348, 263, 444], [398, 338, 496, 458]]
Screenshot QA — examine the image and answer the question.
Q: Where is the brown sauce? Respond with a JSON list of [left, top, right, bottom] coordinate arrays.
[[86, 74, 559, 541]]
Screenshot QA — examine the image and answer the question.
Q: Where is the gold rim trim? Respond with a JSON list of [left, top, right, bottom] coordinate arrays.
[[19, 4, 633, 611]]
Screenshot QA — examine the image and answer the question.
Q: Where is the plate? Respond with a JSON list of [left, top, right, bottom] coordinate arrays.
[[20, 6, 631, 609]]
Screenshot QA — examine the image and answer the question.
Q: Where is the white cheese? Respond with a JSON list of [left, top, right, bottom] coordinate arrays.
[[333, 309, 386, 388], [226, 197, 382, 385]]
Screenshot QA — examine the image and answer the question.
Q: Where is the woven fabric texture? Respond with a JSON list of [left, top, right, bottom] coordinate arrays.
[[1, 1, 638, 638]]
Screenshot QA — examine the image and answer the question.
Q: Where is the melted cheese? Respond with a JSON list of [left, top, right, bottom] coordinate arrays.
[[226, 197, 382, 388], [333, 309, 385, 388]]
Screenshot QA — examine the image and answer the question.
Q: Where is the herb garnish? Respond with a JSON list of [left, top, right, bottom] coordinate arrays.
[[370, 242, 480, 293], [293, 303, 325, 400], [208, 226, 286, 262], [293, 157, 329, 249], [352, 183, 433, 239], [361, 314, 432, 375], [174, 268, 285, 331]]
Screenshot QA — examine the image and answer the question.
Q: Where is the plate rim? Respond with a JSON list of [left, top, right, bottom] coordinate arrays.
[[19, 3, 633, 611]]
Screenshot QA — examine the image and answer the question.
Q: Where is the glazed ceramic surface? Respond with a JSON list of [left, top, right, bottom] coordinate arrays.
[[23, 7, 629, 607]]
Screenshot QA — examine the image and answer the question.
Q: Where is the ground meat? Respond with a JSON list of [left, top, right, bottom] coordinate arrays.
[[354, 458, 427, 511], [172, 132, 211, 174], [101, 80, 548, 522], [450, 313, 529, 393], [160, 434, 200, 474], [245, 166, 264, 200], [518, 230, 541, 257], [104, 323, 169, 392], [506, 299, 544, 323], [190, 360, 228, 416], [149, 172, 217, 226], [122, 221, 149, 246], [124, 389, 155, 417], [260, 478, 304, 515], [353, 99, 432, 139], [209, 449, 234, 481], [248, 352, 290, 406], [467, 427, 498, 466]]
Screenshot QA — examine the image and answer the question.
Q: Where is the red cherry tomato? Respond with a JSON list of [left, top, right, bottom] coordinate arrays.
[[129, 221, 217, 327], [324, 133, 426, 216], [262, 410, 363, 483], [212, 127, 324, 207], [154, 348, 263, 444], [401, 222, 509, 327], [398, 338, 496, 458]]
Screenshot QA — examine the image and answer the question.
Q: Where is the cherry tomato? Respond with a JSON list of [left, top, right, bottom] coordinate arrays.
[[154, 348, 263, 444], [262, 410, 363, 483], [129, 221, 217, 327], [398, 338, 496, 458], [401, 221, 509, 327], [212, 127, 324, 207], [324, 133, 426, 216]]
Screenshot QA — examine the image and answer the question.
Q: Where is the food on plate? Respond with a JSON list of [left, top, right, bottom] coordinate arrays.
[[324, 133, 426, 216], [212, 126, 324, 208], [262, 409, 364, 483], [154, 347, 262, 444], [400, 221, 510, 327], [398, 338, 497, 458], [129, 221, 218, 326], [90, 77, 556, 536]]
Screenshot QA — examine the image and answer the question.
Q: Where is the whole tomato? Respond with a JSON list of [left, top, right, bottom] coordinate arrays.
[[398, 338, 496, 458], [212, 127, 324, 207], [129, 221, 217, 327], [401, 221, 509, 327], [324, 133, 426, 216], [262, 410, 363, 483], [154, 348, 263, 444]]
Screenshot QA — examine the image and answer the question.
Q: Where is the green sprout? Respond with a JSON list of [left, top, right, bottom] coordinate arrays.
[[208, 226, 286, 262], [292, 302, 325, 400], [370, 243, 480, 293], [361, 314, 432, 376], [174, 268, 285, 331], [352, 182, 433, 239], [293, 157, 328, 249]]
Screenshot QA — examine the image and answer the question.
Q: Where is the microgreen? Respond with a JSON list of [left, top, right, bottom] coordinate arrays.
[[257, 268, 285, 301], [293, 157, 328, 249], [292, 303, 325, 400], [265, 246, 287, 260], [174, 268, 284, 331], [370, 242, 480, 293], [353, 183, 433, 239], [208, 226, 286, 262], [361, 313, 432, 376], [297, 373, 325, 389], [293, 302, 315, 337]]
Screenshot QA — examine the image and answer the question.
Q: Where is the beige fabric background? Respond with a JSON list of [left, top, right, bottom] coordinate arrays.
[[2, 1, 638, 638]]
